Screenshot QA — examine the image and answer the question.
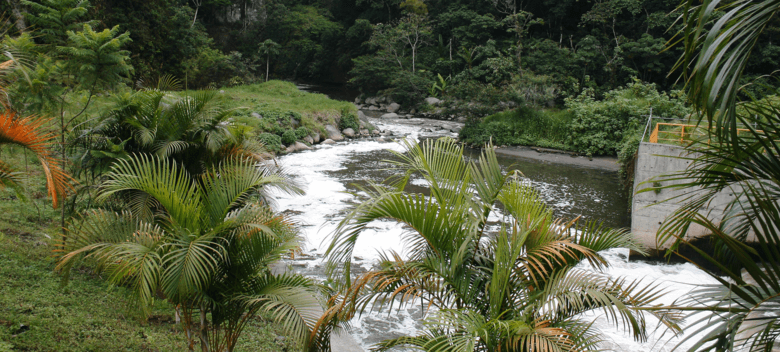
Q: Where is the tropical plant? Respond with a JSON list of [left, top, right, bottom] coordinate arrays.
[[0, 113, 70, 207], [56, 155, 318, 352], [327, 138, 677, 351], [635, 0, 780, 349], [75, 89, 267, 178], [257, 39, 280, 83]]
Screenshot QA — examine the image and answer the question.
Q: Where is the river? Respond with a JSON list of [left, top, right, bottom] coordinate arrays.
[[276, 84, 719, 351]]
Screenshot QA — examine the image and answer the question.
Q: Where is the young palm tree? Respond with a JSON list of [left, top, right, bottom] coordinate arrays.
[[327, 138, 676, 351], [0, 112, 70, 207], [76, 89, 269, 178], [56, 155, 318, 352], [258, 39, 280, 83]]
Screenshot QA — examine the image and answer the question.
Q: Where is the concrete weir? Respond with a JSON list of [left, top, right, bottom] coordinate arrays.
[[631, 142, 748, 254]]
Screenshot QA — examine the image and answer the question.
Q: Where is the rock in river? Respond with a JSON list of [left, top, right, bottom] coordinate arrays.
[[285, 141, 311, 153], [321, 139, 336, 145], [387, 102, 401, 113], [342, 128, 356, 138], [380, 112, 399, 119], [325, 124, 344, 141]]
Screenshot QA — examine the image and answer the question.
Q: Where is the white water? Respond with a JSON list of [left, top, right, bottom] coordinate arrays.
[[272, 120, 719, 351]]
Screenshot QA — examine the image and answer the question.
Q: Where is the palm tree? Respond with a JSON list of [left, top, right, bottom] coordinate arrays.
[[76, 89, 269, 178], [636, 0, 780, 349], [0, 112, 70, 207], [56, 155, 317, 352], [327, 138, 676, 351], [258, 39, 280, 83]]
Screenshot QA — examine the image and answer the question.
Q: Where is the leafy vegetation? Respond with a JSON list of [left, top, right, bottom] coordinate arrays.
[[327, 138, 675, 351]]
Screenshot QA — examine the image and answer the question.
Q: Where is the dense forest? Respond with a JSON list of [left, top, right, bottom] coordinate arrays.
[[3, 0, 778, 104]]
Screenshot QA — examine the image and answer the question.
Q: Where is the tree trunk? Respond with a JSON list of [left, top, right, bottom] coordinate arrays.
[[5, 0, 26, 32], [266, 55, 270, 82], [199, 304, 210, 352], [191, 6, 199, 28]]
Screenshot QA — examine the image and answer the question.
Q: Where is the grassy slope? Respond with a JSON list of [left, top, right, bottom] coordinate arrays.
[[0, 145, 301, 350]]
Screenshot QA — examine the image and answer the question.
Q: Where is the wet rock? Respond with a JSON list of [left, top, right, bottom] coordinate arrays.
[[371, 129, 381, 136], [387, 102, 401, 113], [421, 128, 432, 133], [359, 129, 369, 136], [368, 105, 379, 111], [325, 124, 344, 141], [285, 141, 311, 153], [322, 139, 336, 145], [450, 126, 462, 133], [250, 112, 261, 118], [380, 112, 399, 119], [312, 132, 321, 143], [304, 135, 314, 144], [342, 128, 356, 138], [425, 97, 441, 106], [358, 110, 369, 122]]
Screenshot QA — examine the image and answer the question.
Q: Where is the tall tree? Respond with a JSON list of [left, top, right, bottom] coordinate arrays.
[[257, 39, 279, 82]]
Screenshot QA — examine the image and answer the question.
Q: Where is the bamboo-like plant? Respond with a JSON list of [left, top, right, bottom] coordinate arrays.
[[56, 155, 318, 352], [327, 138, 677, 351]]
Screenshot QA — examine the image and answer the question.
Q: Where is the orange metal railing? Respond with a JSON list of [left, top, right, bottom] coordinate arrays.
[[648, 123, 758, 144]]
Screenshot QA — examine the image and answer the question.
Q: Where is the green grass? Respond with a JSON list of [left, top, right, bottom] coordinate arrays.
[[0, 149, 294, 352]]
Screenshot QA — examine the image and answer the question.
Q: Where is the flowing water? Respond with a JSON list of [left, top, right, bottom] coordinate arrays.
[[273, 84, 720, 350]]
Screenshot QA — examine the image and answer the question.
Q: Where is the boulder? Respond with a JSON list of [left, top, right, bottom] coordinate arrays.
[[365, 97, 377, 105], [286, 141, 311, 153], [312, 133, 321, 143], [322, 139, 336, 145], [342, 128, 356, 138], [368, 105, 379, 111], [359, 129, 369, 136], [304, 135, 314, 144], [381, 113, 399, 119], [450, 126, 462, 133], [387, 103, 401, 113], [251, 112, 261, 118], [354, 97, 362, 104], [371, 129, 381, 136], [357, 110, 369, 124], [424, 97, 441, 106], [325, 125, 344, 141]]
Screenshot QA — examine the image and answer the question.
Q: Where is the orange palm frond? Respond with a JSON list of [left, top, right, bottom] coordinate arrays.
[[0, 113, 72, 207]]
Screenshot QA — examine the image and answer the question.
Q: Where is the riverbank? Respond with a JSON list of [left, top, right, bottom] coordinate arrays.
[[494, 145, 620, 171]]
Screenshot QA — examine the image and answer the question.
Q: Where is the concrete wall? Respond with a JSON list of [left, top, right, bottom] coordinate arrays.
[[631, 142, 742, 251]]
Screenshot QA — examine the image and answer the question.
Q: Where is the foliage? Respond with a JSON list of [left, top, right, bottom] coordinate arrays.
[[75, 89, 264, 178], [0, 113, 70, 207], [0, 221, 296, 352], [636, 0, 780, 349], [58, 24, 133, 91], [258, 132, 282, 153], [57, 155, 315, 352], [338, 107, 360, 131], [21, 0, 96, 49], [327, 138, 676, 351], [565, 79, 690, 155], [281, 129, 297, 145], [459, 106, 572, 150], [294, 126, 310, 139]]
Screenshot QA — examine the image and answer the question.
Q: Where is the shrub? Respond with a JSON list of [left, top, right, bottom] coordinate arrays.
[[339, 108, 360, 131], [458, 106, 571, 150], [258, 132, 282, 152], [565, 79, 690, 155], [281, 129, 297, 145], [295, 126, 310, 139]]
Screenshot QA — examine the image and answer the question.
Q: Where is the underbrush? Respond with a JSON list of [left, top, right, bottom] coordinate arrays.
[[459, 106, 573, 151]]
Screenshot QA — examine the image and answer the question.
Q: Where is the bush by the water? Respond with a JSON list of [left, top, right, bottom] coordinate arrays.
[[459, 106, 572, 150], [295, 126, 310, 139], [281, 129, 297, 145], [258, 132, 283, 152], [565, 80, 690, 156], [339, 108, 360, 131]]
